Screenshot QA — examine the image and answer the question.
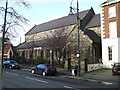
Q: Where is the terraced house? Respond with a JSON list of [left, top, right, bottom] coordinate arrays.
[[101, 0, 120, 68], [17, 8, 101, 70]]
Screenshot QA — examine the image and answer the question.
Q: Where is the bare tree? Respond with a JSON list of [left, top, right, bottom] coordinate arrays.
[[45, 25, 78, 66], [0, 0, 30, 89], [45, 27, 68, 66]]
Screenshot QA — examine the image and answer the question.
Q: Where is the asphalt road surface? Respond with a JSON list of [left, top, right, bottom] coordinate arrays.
[[2, 68, 119, 89]]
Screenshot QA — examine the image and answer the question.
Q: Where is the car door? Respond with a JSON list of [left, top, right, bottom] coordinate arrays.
[[4, 61, 10, 68], [39, 64, 44, 74], [35, 64, 42, 74]]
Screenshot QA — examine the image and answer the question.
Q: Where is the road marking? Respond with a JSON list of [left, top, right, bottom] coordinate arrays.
[[64, 86, 72, 89], [68, 76, 113, 85], [25, 77, 48, 83], [51, 77, 55, 78], [5, 72, 18, 76], [26, 77, 34, 80], [34, 79, 48, 83], [102, 82, 112, 85]]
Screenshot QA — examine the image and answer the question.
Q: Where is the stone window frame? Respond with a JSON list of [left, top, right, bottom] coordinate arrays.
[[44, 33, 47, 39], [50, 31, 53, 37]]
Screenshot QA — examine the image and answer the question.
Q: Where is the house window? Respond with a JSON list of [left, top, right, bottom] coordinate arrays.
[[74, 45, 77, 56], [4, 50, 7, 54], [109, 22, 117, 38], [35, 50, 37, 57], [34, 35, 39, 41], [54, 30, 56, 36], [26, 51, 28, 59], [29, 50, 32, 58], [46, 50, 50, 59], [41, 33, 43, 39], [44, 33, 47, 39], [50, 31, 53, 37], [4, 45, 7, 48], [62, 30, 66, 36], [108, 47, 112, 60], [109, 6, 116, 18]]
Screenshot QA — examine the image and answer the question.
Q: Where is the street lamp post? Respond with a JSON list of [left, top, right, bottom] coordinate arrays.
[[0, 0, 8, 89], [69, 0, 80, 76]]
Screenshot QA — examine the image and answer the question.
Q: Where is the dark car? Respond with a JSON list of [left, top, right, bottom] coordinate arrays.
[[112, 63, 120, 75], [3, 60, 21, 69], [2, 60, 6, 66], [31, 64, 57, 76]]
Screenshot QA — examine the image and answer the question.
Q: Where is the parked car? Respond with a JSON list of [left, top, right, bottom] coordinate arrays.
[[3, 60, 21, 69], [31, 64, 57, 76], [2, 60, 6, 66], [112, 63, 120, 75]]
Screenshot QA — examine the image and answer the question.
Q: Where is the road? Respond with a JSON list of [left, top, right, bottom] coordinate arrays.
[[2, 68, 119, 89]]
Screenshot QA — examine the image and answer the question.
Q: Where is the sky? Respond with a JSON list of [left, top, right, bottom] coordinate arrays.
[[0, 0, 106, 46]]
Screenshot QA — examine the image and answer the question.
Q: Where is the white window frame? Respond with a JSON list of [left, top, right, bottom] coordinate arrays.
[[109, 22, 117, 38], [108, 6, 116, 18]]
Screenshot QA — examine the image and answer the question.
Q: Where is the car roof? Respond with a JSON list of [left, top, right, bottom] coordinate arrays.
[[39, 64, 49, 65], [114, 63, 120, 64]]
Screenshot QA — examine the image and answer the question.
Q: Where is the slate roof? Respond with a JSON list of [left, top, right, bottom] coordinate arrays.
[[26, 9, 91, 35], [85, 14, 101, 28], [17, 36, 67, 49], [85, 29, 101, 43], [17, 40, 46, 49]]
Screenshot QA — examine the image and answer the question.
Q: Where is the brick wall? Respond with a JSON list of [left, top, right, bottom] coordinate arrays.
[[4, 44, 10, 54], [102, 2, 120, 39], [118, 2, 120, 37]]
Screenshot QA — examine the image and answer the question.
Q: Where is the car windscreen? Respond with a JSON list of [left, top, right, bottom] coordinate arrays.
[[46, 65, 54, 68], [10, 61, 17, 64], [115, 64, 120, 67]]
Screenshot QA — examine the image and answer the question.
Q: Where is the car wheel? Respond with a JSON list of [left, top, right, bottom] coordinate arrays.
[[42, 71, 46, 76], [3, 65, 6, 68], [112, 73, 116, 76], [31, 70, 35, 74], [9, 66, 12, 69]]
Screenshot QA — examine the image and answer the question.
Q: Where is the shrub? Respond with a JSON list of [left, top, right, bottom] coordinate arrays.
[[34, 56, 44, 65], [14, 55, 22, 63]]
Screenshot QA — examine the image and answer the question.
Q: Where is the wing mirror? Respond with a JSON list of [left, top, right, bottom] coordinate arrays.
[[111, 64, 113, 66]]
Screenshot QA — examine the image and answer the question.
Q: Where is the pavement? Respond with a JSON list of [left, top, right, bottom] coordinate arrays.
[[20, 64, 120, 86]]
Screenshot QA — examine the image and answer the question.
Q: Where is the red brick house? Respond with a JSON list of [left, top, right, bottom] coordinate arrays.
[[101, 0, 120, 68], [0, 38, 15, 60]]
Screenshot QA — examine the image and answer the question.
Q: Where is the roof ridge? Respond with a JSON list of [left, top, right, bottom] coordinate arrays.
[[25, 25, 36, 35]]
